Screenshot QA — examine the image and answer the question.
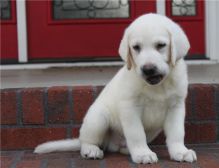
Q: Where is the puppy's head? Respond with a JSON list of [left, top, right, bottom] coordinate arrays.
[[119, 13, 190, 85]]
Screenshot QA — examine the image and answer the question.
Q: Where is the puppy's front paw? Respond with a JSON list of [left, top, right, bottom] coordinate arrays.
[[81, 143, 104, 159], [131, 149, 158, 164], [170, 149, 197, 163]]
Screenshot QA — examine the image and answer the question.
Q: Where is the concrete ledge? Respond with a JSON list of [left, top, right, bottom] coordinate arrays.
[[0, 60, 218, 70], [1, 62, 219, 89]]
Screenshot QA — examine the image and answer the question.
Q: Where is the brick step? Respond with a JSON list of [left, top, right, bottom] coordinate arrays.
[[0, 84, 219, 150], [1, 145, 219, 168]]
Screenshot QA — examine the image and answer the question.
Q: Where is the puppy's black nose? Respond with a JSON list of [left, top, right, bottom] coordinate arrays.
[[142, 64, 157, 76]]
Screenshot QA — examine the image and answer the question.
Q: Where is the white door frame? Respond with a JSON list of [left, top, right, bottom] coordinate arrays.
[[16, 0, 28, 63], [205, 0, 219, 62], [156, 0, 166, 15]]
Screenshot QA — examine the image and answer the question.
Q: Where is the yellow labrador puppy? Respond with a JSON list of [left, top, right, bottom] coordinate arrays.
[[35, 13, 197, 164]]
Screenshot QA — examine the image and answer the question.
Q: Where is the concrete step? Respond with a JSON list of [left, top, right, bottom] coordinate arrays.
[[0, 84, 219, 150], [1, 62, 219, 89]]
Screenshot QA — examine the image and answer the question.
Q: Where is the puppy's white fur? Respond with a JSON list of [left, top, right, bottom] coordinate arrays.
[[34, 13, 197, 164]]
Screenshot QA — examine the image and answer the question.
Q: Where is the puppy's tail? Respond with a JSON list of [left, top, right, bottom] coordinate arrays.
[[34, 139, 80, 154]]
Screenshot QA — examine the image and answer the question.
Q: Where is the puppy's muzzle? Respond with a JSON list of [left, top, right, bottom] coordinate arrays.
[[141, 64, 164, 85]]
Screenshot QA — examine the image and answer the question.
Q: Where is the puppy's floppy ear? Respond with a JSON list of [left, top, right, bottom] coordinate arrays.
[[167, 23, 190, 66], [127, 48, 134, 70], [118, 28, 134, 70]]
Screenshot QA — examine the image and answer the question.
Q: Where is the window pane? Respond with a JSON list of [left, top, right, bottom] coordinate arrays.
[[53, 0, 130, 19], [0, 0, 11, 20], [172, 0, 196, 16]]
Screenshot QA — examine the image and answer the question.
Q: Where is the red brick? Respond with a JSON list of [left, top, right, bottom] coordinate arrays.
[[185, 122, 217, 144], [47, 158, 70, 168], [197, 153, 219, 168], [105, 153, 131, 168], [137, 163, 161, 168], [214, 84, 219, 115], [0, 155, 14, 168], [95, 85, 104, 99], [185, 123, 198, 144], [0, 127, 66, 150], [194, 84, 216, 120], [152, 147, 168, 160], [150, 132, 165, 145], [47, 87, 70, 124], [34, 152, 74, 160], [138, 164, 161, 168], [73, 156, 100, 168], [66, 120, 215, 145], [198, 123, 217, 143], [72, 86, 93, 124], [16, 160, 41, 168], [72, 126, 80, 138], [21, 151, 44, 160], [185, 86, 194, 120], [0, 90, 17, 125], [22, 88, 44, 125], [159, 160, 193, 168]]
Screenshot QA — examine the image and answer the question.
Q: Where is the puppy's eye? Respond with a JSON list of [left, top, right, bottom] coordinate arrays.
[[133, 44, 141, 52], [156, 43, 166, 50]]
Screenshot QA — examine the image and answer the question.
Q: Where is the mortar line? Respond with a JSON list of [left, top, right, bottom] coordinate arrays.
[[70, 158, 76, 168], [99, 159, 106, 168], [9, 151, 24, 168], [16, 89, 23, 125], [71, 87, 76, 126], [43, 88, 49, 126], [40, 158, 48, 168]]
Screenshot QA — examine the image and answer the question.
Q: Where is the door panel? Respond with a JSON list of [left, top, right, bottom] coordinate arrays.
[[27, 0, 156, 60], [0, 0, 18, 62]]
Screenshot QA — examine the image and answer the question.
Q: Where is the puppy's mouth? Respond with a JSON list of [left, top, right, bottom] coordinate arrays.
[[145, 74, 164, 85]]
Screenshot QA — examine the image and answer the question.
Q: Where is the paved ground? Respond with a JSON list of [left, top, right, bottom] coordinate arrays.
[[1, 144, 219, 168]]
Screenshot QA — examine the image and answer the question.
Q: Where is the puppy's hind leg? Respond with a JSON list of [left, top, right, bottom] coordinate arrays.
[[79, 104, 109, 159]]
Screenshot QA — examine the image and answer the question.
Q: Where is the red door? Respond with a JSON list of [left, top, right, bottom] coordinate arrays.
[[1, 0, 206, 63], [0, 0, 18, 63], [26, 0, 156, 61]]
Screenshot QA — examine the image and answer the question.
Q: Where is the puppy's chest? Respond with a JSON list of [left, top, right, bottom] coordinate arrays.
[[142, 98, 168, 130]]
